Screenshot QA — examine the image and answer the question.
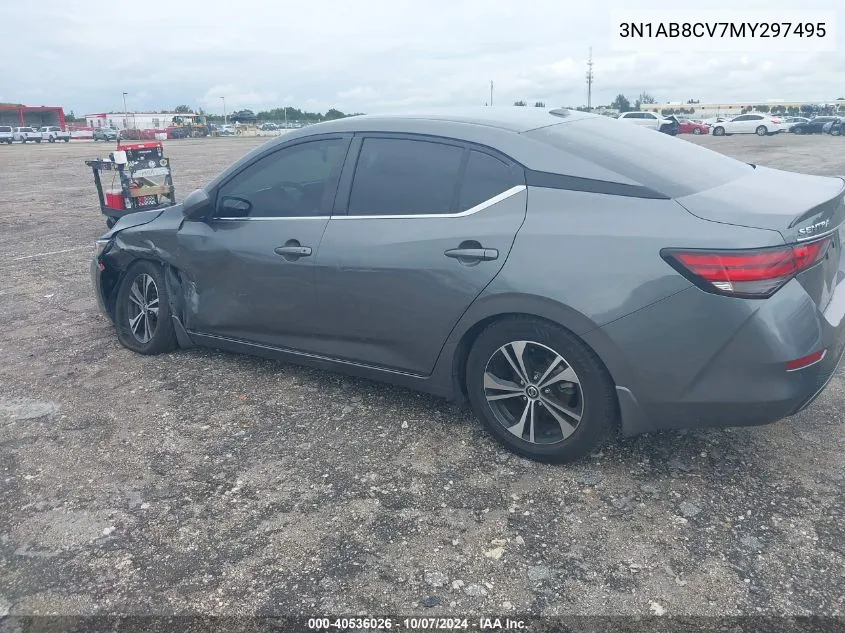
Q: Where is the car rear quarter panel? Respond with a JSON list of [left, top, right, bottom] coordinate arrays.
[[433, 186, 788, 396]]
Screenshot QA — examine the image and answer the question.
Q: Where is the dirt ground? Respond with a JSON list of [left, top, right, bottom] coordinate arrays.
[[1, 133, 844, 619]]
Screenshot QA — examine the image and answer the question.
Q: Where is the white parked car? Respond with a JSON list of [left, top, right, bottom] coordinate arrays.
[[40, 126, 71, 143], [0, 125, 13, 144], [13, 127, 42, 143], [711, 114, 784, 137], [617, 111, 677, 134]]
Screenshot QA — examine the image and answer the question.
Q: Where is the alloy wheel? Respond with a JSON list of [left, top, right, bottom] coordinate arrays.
[[483, 340, 584, 445], [126, 273, 159, 344]]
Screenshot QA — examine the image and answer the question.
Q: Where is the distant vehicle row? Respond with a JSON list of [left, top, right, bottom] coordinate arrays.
[[697, 114, 843, 137], [0, 125, 72, 143]]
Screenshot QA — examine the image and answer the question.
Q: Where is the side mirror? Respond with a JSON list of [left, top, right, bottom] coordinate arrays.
[[182, 188, 211, 220]]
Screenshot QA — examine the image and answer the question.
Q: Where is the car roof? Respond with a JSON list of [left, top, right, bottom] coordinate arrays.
[[303, 107, 596, 134]]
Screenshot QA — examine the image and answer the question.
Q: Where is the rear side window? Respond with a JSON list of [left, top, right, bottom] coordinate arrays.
[[458, 150, 520, 211], [525, 117, 753, 197], [0, 126, 11, 132], [349, 138, 464, 215]]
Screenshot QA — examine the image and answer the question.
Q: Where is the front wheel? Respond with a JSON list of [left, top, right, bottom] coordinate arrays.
[[693, 128, 701, 135], [831, 128, 841, 136], [466, 317, 616, 463], [114, 261, 178, 355], [756, 125, 768, 136], [713, 126, 725, 136]]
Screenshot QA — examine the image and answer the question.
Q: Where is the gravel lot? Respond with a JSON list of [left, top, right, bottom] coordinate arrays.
[[1, 133, 844, 619]]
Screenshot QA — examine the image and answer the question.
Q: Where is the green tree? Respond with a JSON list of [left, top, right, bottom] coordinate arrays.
[[323, 108, 346, 121], [756, 105, 769, 113], [174, 104, 192, 113], [610, 94, 631, 112], [65, 110, 77, 122], [534, 101, 546, 107], [513, 100, 527, 106], [638, 92, 657, 105]]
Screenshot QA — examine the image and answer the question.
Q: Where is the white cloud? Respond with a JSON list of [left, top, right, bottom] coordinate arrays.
[[1, 0, 843, 115]]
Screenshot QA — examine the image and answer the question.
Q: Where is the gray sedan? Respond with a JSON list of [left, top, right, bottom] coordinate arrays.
[[91, 108, 845, 462]]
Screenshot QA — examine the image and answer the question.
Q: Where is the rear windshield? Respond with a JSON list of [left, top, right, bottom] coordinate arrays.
[[525, 117, 753, 198]]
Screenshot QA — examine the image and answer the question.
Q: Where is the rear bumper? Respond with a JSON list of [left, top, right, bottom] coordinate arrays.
[[589, 274, 845, 436]]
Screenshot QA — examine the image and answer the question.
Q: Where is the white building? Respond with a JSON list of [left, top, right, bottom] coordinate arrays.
[[84, 112, 201, 130]]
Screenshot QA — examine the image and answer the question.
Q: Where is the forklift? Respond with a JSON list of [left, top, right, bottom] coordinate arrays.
[[85, 141, 176, 228]]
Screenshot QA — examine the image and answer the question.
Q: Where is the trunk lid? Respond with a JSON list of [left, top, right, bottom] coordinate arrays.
[[675, 165, 845, 244], [676, 166, 845, 310]]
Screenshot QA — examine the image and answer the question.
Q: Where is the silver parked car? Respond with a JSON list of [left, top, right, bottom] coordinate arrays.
[[91, 108, 845, 462]]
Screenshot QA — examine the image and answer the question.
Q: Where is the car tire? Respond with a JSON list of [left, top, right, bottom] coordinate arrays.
[[693, 128, 701, 135], [64, 138, 70, 142], [114, 261, 178, 355], [465, 317, 616, 463], [793, 128, 803, 134], [713, 126, 725, 136], [832, 128, 841, 136], [756, 126, 768, 136], [49, 136, 55, 143]]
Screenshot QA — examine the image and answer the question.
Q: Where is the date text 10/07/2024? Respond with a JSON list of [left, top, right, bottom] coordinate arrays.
[[307, 617, 528, 630]]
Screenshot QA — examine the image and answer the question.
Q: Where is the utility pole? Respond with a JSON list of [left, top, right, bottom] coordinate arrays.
[[490, 80, 494, 106], [122, 92, 128, 129], [585, 48, 594, 111], [220, 96, 227, 125]]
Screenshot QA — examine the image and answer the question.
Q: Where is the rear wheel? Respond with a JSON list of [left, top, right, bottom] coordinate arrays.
[[713, 126, 725, 136], [48, 136, 55, 143], [466, 317, 616, 463], [756, 125, 768, 136], [35, 138, 41, 143], [114, 261, 178, 355], [832, 128, 841, 136], [793, 127, 803, 134], [693, 128, 702, 135]]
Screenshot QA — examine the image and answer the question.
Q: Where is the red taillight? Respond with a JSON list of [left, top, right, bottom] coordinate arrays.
[[786, 350, 826, 371], [661, 236, 832, 298]]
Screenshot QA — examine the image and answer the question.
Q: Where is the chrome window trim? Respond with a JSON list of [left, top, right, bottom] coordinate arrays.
[[337, 185, 525, 220], [215, 216, 330, 221], [213, 185, 526, 221]]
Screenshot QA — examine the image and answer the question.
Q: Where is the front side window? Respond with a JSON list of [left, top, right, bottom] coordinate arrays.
[[216, 138, 347, 218], [348, 138, 464, 216]]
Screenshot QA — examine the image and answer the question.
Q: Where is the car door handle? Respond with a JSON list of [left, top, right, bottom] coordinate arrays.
[[444, 248, 499, 261], [274, 244, 312, 260]]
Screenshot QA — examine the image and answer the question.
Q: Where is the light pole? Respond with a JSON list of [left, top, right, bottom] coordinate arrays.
[[122, 92, 128, 129], [490, 80, 494, 106], [220, 96, 227, 125]]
